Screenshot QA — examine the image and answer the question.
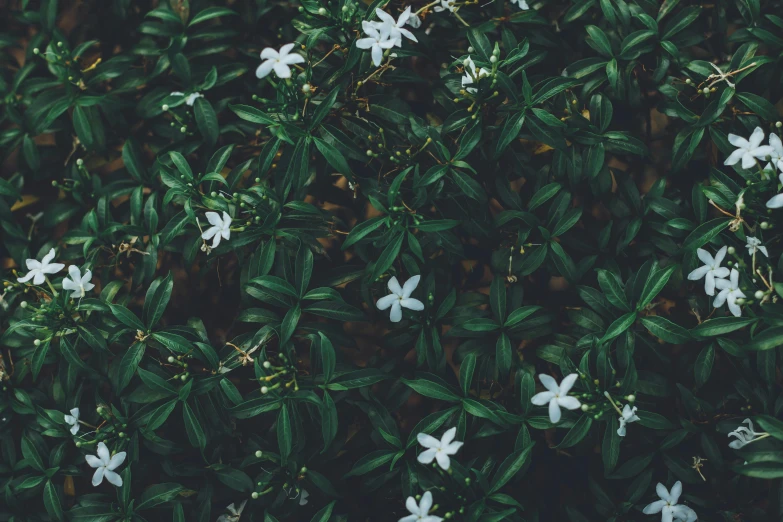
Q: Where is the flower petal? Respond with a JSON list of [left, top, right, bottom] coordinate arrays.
[[260, 47, 279, 60], [389, 301, 402, 322], [538, 373, 559, 393], [417, 448, 438, 464], [643, 500, 667, 514], [91, 466, 105, 487], [405, 496, 420, 515], [107, 451, 126, 470], [376, 294, 398, 310], [766, 193, 783, 208], [273, 62, 292, 79], [104, 469, 123, 487], [559, 373, 578, 394], [97, 442, 110, 464], [669, 481, 682, 504], [557, 396, 581, 410], [387, 276, 403, 296], [435, 451, 451, 470], [530, 391, 555, 405], [441, 427, 457, 445], [255, 60, 275, 79], [400, 298, 424, 311], [687, 265, 710, 281], [749, 126, 765, 148], [42, 248, 56, 265], [401, 275, 420, 298], [723, 148, 745, 166], [419, 491, 433, 514], [417, 433, 440, 448], [85, 455, 102, 468], [656, 482, 671, 503], [727, 134, 749, 148], [548, 399, 562, 423]]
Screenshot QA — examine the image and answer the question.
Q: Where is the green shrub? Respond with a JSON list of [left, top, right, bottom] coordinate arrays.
[[1, 0, 782, 521]]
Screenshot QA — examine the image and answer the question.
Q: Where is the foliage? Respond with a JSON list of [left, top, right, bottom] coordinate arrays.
[[1, 0, 782, 521]]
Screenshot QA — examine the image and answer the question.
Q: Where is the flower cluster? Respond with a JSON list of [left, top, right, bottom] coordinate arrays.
[[357, 7, 418, 66]]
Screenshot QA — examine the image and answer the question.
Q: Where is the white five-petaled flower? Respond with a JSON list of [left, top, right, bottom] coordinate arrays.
[[728, 418, 767, 449], [63, 408, 80, 435], [766, 173, 783, 209], [714, 268, 745, 317], [531, 373, 581, 424], [170, 91, 204, 106], [643, 482, 698, 522], [256, 43, 305, 79], [216, 500, 247, 522], [617, 404, 639, 437], [510, 0, 530, 9], [85, 442, 126, 487], [433, 0, 456, 12], [376, 275, 424, 322], [373, 7, 418, 47], [400, 491, 442, 522], [62, 265, 95, 299], [687, 246, 729, 296], [201, 211, 232, 249], [745, 236, 768, 257], [416, 427, 463, 470], [356, 21, 396, 67], [17, 248, 65, 285], [763, 133, 783, 174], [724, 127, 774, 170], [461, 56, 490, 94]]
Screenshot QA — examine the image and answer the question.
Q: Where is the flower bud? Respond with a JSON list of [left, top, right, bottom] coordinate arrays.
[[318, 7, 327, 15], [727, 246, 735, 255], [755, 290, 765, 299], [490, 56, 497, 63], [261, 386, 269, 394], [34, 339, 41, 346], [777, 121, 782, 128], [467, 47, 474, 53], [263, 361, 271, 368], [162, 104, 169, 111], [761, 221, 770, 229], [702, 87, 710, 95], [255, 450, 263, 458], [252, 492, 259, 499]]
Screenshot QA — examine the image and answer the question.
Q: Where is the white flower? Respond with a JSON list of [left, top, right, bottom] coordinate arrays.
[[170, 91, 204, 106], [745, 236, 768, 257], [461, 56, 490, 94], [687, 246, 729, 296], [63, 408, 80, 435], [728, 418, 764, 449], [201, 211, 232, 249], [617, 404, 639, 437], [399, 491, 442, 522], [17, 248, 65, 285], [766, 173, 783, 208], [763, 133, 783, 173], [356, 21, 396, 67], [530, 373, 581, 423], [724, 127, 774, 170], [643, 482, 698, 522], [433, 0, 456, 12], [62, 265, 95, 299], [376, 275, 424, 322], [299, 489, 309, 506], [85, 442, 126, 487], [256, 43, 305, 79], [216, 500, 247, 522], [407, 12, 422, 28], [416, 427, 463, 470], [510, 0, 530, 9], [714, 268, 745, 317], [373, 7, 418, 47]]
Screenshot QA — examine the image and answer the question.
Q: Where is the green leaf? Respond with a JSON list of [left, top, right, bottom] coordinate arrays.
[[401, 376, 462, 402], [43, 481, 64, 521], [117, 342, 146, 393], [596, 269, 631, 311], [183, 402, 206, 450], [277, 404, 292, 465], [489, 443, 535, 494], [681, 218, 730, 252], [194, 97, 219, 146], [310, 86, 340, 129], [188, 6, 237, 25], [694, 345, 714, 386], [640, 316, 691, 344], [557, 415, 593, 448], [136, 483, 186, 510], [745, 327, 783, 351], [691, 317, 756, 337], [110, 304, 145, 332], [599, 312, 637, 344], [143, 272, 173, 329]]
